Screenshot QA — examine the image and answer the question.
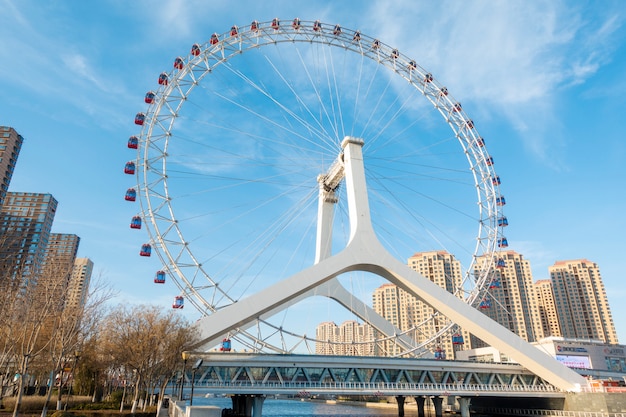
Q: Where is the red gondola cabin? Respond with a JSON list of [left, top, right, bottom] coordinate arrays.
[[434, 347, 446, 360], [173, 57, 184, 70], [140, 243, 152, 257], [220, 338, 232, 351], [145, 91, 156, 104], [124, 188, 136, 202], [128, 136, 139, 149], [130, 216, 142, 229], [210, 33, 219, 45], [230, 25, 239, 37], [134, 113, 145, 125], [173, 296, 184, 309], [158, 72, 168, 85], [191, 44, 201, 56], [271, 18, 280, 30], [154, 270, 166, 284], [124, 161, 135, 175]]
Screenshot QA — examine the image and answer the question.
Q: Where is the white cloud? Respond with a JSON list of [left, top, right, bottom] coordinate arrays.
[[360, 0, 622, 165]]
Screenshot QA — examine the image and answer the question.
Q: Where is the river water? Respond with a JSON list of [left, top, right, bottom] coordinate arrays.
[[195, 397, 415, 416]]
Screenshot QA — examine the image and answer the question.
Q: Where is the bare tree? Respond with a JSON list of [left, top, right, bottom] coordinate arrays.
[[7, 261, 72, 417], [99, 305, 198, 414], [38, 272, 116, 415]]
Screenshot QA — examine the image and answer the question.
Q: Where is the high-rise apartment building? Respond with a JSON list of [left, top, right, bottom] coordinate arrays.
[[66, 257, 93, 311], [0, 127, 24, 207], [473, 251, 543, 347], [549, 259, 618, 344], [37, 234, 80, 309], [0, 192, 58, 284], [315, 320, 374, 356], [369, 251, 466, 358], [534, 279, 561, 338]]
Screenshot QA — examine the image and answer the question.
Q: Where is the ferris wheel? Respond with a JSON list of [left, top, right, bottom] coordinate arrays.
[[124, 18, 508, 356]]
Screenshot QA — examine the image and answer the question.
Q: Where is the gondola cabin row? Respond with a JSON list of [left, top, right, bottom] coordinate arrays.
[[140, 243, 151, 257], [154, 270, 166, 284], [130, 216, 142, 229], [173, 296, 184, 309]]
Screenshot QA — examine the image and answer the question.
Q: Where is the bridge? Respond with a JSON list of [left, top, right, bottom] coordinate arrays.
[[175, 351, 570, 417]]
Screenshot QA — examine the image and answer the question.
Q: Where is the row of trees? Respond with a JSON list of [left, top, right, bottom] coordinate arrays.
[[0, 255, 199, 417]]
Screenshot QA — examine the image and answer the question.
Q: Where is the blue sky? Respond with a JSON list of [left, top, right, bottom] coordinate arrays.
[[1, 0, 625, 345]]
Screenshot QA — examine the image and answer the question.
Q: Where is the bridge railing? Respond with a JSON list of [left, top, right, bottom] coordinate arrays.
[[196, 380, 559, 394]]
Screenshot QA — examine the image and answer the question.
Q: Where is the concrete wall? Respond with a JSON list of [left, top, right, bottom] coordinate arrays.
[[564, 393, 626, 413]]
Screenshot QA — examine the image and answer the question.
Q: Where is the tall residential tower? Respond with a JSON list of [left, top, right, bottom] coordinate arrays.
[[473, 251, 543, 347], [0, 127, 24, 206], [549, 259, 618, 344], [0, 192, 58, 284]]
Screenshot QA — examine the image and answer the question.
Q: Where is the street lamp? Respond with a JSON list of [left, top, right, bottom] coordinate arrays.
[[190, 359, 203, 406], [179, 352, 189, 401]]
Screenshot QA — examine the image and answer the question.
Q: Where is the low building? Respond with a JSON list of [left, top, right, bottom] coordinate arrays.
[[456, 336, 626, 382]]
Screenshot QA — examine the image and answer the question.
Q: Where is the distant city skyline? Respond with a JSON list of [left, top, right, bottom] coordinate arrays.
[[315, 251, 619, 357], [1, 1, 624, 344]]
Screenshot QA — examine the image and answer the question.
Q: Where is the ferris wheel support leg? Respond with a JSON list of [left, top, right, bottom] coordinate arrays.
[[314, 176, 337, 264], [192, 137, 586, 392]]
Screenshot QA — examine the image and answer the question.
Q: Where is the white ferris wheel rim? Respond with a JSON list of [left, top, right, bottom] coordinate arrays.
[[131, 18, 507, 355]]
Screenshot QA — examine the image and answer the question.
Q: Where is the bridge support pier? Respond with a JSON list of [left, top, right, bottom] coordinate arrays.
[[431, 396, 443, 417], [457, 397, 471, 417], [395, 395, 405, 417], [230, 395, 265, 417], [414, 396, 426, 417]]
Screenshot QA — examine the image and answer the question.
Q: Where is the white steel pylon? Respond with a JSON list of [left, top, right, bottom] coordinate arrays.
[[192, 137, 586, 392]]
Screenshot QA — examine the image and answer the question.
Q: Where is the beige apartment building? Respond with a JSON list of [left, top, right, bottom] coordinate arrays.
[[535, 279, 562, 338], [549, 259, 618, 344], [473, 251, 543, 347], [368, 251, 468, 358], [315, 320, 374, 356]]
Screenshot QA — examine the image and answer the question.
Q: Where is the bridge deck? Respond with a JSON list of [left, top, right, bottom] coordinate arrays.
[[184, 352, 566, 398]]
